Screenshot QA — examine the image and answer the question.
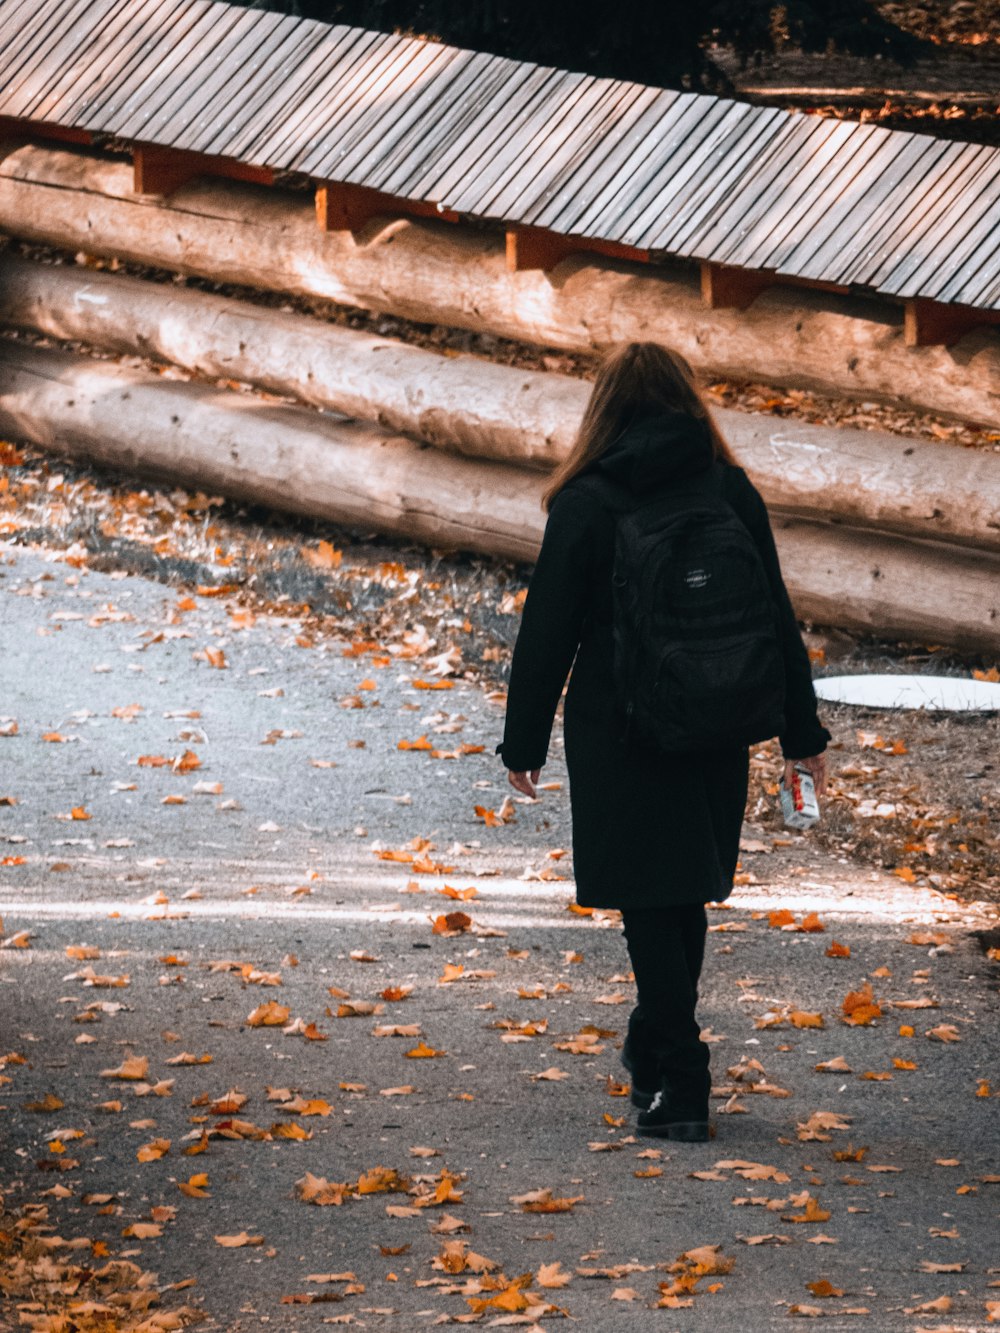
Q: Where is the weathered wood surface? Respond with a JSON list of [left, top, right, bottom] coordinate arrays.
[[0, 343, 548, 563], [1, 341, 999, 651], [4, 252, 1000, 554], [0, 142, 998, 427]]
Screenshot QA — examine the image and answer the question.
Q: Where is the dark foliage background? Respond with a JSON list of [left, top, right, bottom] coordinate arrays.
[[229, 1, 922, 90]]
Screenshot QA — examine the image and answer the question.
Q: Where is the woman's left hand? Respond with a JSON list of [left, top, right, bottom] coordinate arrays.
[[783, 754, 827, 798], [508, 768, 540, 798]]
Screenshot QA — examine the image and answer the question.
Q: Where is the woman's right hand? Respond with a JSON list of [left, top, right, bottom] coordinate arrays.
[[508, 768, 540, 799]]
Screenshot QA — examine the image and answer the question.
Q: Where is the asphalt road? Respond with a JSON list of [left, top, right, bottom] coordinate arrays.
[[1, 540, 997, 1332]]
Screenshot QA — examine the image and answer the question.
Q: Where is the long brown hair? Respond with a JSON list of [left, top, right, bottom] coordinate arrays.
[[542, 342, 738, 511]]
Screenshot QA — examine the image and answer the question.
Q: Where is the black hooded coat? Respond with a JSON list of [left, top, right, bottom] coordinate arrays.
[[496, 409, 831, 910]]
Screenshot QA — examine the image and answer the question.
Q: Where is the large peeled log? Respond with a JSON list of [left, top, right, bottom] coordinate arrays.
[[1, 341, 999, 651]]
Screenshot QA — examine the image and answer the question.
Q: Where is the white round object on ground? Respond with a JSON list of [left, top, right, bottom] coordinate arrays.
[[814, 674, 1000, 711]]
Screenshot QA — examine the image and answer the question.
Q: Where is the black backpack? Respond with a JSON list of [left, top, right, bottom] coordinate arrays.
[[581, 463, 786, 754]]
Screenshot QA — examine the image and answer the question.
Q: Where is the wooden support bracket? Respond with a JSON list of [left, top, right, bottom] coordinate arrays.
[[506, 224, 649, 273], [133, 145, 274, 197], [700, 261, 773, 309], [316, 180, 458, 232], [0, 115, 92, 145], [904, 297, 999, 348]]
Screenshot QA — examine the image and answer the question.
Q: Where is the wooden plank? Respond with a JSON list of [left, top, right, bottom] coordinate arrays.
[[741, 119, 880, 273], [0, 0, 98, 113], [232, 26, 375, 165], [188, 19, 324, 159], [294, 35, 442, 179], [271, 30, 399, 174], [657, 107, 789, 256], [362, 46, 504, 195], [904, 297, 1000, 347], [483, 77, 624, 220], [833, 138, 971, 292], [446, 69, 591, 217], [612, 97, 741, 249], [769, 127, 902, 280], [710, 117, 855, 269], [315, 42, 466, 185], [113, 4, 249, 141], [686, 115, 833, 262], [412, 63, 559, 206], [826, 136, 953, 287], [0, 0, 73, 88], [19, 0, 144, 124], [133, 144, 274, 196], [532, 83, 669, 234], [15, 0, 121, 118], [77, 0, 207, 128], [915, 168, 1000, 305], [742, 120, 885, 274], [315, 179, 458, 232], [289, 30, 432, 177], [524, 82, 652, 230], [149, 8, 287, 150], [50, 0, 184, 124], [875, 145, 995, 297], [589, 95, 732, 244], [629, 101, 763, 252]]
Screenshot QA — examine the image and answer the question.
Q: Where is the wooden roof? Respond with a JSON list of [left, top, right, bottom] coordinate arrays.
[[2, 0, 999, 310]]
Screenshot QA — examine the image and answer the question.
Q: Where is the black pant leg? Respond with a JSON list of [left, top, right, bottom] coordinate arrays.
[[622, 905, 709, 1078]]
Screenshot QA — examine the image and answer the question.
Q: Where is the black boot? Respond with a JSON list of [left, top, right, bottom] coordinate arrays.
[[636, 1065, 710, 1142]]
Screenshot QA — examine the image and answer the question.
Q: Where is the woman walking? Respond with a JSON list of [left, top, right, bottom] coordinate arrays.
[[496, 342, 830, 1141]]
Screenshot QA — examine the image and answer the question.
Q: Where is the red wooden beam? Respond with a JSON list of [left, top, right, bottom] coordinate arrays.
[[133, 145, 274, 197], [700, 261, 773, 309], [316, 180, 458, 232], [904, 296, 1000, 348], [0, 115, 92, 145], [506, 224, 649, 273]]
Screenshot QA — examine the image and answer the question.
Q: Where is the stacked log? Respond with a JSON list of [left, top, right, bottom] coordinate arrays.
[[0, 142, 998, 427], [2, 341, 999, 651], [4, 255, 1000, 556]]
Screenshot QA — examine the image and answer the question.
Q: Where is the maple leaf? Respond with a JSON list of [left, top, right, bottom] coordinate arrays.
[[296, 1173, 352, 1206], [165, 1050, 212, 1066], [431, 911, 472, 936], [356, 1166, 410, 1195], [789, 1010, 824, 1029], [806, 1278, 843, 1297], [137, 1138, 171, 1162], [177, 1173, 211, 1198], [100, 1055, 149, 1080], [841, 982, 882, 1026], [926, 1024, 961, 1042], [24, 1093, 64, 1112], [794, 912, 825, 933], [246, 1001, 290, 1027], [783, 1195, 831, 1224], [536, 1262, 572, 1288], [404, 1041, 446, 1059], [796, 1111, 851, 1142], [511, 1187, 584, 1213]]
